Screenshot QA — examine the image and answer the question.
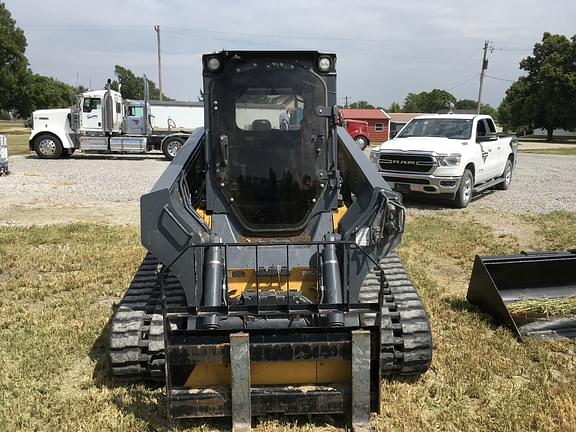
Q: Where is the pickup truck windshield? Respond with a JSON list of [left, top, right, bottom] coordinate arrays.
[[397, 118, 472, 140]]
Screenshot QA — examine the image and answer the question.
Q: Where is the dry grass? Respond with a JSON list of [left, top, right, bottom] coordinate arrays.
[[0, 214, 575, 431], [508, 297, 576, 319], [0, 120, 30, 156]]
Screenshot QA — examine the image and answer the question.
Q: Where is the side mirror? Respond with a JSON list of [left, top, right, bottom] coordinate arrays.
[[477, 133, 498, 142]]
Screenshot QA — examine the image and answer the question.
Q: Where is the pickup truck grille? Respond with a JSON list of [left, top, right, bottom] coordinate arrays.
[[378, 154, 435, 173]]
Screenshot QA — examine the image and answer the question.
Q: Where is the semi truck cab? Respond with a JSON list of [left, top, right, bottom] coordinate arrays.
[[29, 79, 202, 160]]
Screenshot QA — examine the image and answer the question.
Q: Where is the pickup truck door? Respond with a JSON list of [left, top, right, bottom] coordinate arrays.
[[485, 117, 508, 174], [475, 119, 501, 182], [81, 97, 102, 131]]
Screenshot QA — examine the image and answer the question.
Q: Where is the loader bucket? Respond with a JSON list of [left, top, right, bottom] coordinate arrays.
[[467, 251, 576, 340]]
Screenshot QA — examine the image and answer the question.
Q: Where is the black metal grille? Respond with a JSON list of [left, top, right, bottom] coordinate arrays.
[[378, 153, 435, 173], [169, 240, 381, 317], [384, 176, 430, 185]]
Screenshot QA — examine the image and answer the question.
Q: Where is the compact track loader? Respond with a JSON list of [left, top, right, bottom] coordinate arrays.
[[109, 51, 432, 430]]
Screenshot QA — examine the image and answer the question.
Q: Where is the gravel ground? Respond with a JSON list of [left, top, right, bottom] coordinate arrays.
[[0, 153, 169, 225], [0, 152, 574, 226], [404, 153, 576, 214]]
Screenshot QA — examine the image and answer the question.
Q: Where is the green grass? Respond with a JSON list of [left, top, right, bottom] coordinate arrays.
[[519, 135, 576, 144], [0, 120, 30, 156], [0, 216, 575, 431], [519, 148, 576, 156]]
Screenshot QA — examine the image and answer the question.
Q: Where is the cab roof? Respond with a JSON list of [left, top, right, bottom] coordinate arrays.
[[413, 113, 488, 121]]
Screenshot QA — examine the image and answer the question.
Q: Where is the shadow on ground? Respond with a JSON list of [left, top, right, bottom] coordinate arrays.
[[401, 189, 498, 211]]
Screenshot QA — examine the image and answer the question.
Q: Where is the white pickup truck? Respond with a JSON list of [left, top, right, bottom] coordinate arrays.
[[369, 114, 517, 207]]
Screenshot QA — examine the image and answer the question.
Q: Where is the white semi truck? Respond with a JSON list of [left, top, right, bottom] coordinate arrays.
[[29, 80, 204, 160]]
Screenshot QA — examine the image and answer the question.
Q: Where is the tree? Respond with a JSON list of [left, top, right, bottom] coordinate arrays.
[[454, 99, 477, 111], [498, 77, 533, 133], [0, 2, 30, 113], [500, 32, 576, 140], [454, 99, 498, 119], [110, 65, 172, 100], [401, 89, 456, 113], [0, 3, 85, 117], [18, 74, 78, 116], [348, 100, 374, 109], [387, 101, 401, 113]]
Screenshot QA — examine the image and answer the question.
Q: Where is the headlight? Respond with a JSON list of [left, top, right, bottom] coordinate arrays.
[[437, 153, 461, 166], [206, 56, 221, 72], [369, 151, 379, 163], [318, 56, 332, 72]]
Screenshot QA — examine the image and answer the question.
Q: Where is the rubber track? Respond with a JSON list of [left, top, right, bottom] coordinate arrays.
[[359, 251, 433, 376], [109, 254, 166, 382]]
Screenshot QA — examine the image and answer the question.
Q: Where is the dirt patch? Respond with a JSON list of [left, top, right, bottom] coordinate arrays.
[[469, 209, 539, 250], [424, 209, 538, 251], [0, 203, 140, 226]]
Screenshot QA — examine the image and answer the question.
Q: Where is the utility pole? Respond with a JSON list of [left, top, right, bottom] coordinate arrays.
[[154, 25, 163, 101], [476, 40, 492, 114], [342, 96, 351, 108]]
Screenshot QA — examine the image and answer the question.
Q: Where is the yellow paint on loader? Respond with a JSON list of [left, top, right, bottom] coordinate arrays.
[[332, 205, 347, 232], [227, 268, 319, 301], [195, 208, 212, 227], [185, 360, 352, 387]]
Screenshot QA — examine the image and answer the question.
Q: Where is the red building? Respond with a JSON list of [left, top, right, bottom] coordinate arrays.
[[339, 109, 391, 143]]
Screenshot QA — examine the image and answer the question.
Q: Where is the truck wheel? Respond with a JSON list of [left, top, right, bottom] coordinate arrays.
[[453, 169, 473, 208], [34, 134, 63, 159], [355, 135, 368, 150], [162, 137, 184, 161], [495, 158, 513, 190]]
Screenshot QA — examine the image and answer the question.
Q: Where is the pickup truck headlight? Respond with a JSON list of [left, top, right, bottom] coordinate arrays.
[[369, 151, 379, 163], [437, 153, 461, 166]]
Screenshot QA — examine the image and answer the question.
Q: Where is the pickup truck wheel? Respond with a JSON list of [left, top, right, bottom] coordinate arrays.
[[34, 134, 63, 159], [495, 159, 513, 190], [355, 135, 368, 150], [162, 137, 184, 161], [454, 169, 473, 208]]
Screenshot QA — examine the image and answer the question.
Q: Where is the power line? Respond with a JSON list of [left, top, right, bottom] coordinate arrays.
[[485, 74, 516, 83], [448, 75, 478, 91]]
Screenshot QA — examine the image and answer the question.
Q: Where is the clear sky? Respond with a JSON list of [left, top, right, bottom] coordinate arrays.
[[5, 0, 576, 108]]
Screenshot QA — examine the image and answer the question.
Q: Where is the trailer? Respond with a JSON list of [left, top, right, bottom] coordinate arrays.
[[29, 78, 204, 160]]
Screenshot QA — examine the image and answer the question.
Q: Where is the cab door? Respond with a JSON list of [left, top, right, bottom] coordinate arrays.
[[485, 117, 507, 170], [475, 118, 500, 182], [81, 97, 102, 131], [124, 104, 145, 135]]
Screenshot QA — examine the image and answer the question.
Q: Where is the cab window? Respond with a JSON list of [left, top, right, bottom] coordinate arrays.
[[476, 119, 487, 137], [83, 97, 101, 113], [128, 106, 144, 117], [486, 118, 496, 133]]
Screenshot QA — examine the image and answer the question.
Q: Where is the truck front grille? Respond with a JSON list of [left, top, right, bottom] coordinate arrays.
[[378, 154, 435, 173]]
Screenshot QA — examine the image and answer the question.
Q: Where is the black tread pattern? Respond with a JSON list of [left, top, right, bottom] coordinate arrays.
[[109, 254, 165, 382], [360, 251, 433, 377]]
